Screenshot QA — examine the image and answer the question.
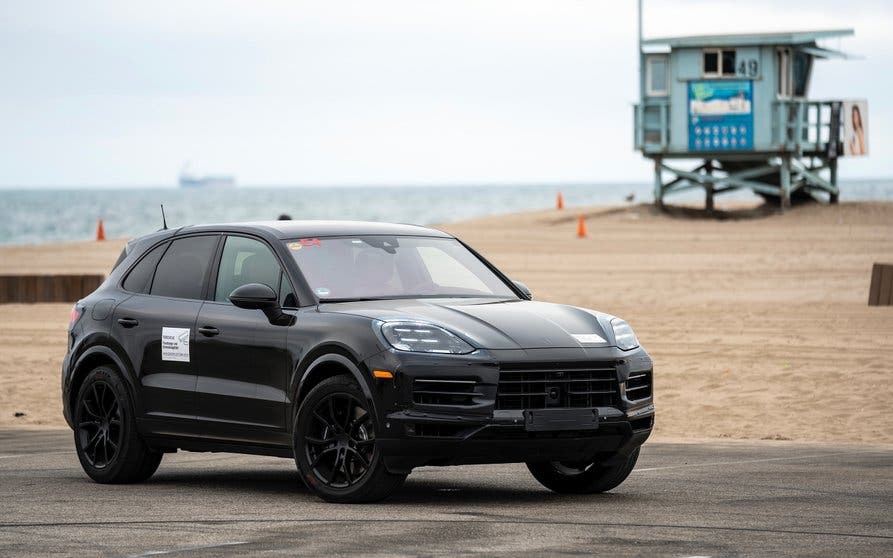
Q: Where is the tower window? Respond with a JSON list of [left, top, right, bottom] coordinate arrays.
[[646, 56, 669, 96], [703, 49, 736, 77]]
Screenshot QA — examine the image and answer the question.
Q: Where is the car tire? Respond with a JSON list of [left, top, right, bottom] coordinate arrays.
[[73, 366, 163, 484], [294, 374, 406, 503], [526, 447, 640, 494]]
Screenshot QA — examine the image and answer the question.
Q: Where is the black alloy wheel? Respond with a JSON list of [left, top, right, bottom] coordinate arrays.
[[304, 393, 375, 488], [73, 366, 163, 484], [527, 447, 641, 494], [294, 374, 406, 503], [77, 380, 123, 469]]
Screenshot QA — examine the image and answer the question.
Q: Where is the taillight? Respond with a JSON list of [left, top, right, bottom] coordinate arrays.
[[69, 304, 83, 328]]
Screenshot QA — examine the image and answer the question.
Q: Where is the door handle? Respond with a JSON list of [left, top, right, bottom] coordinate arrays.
[[198, 326, 220, 337], [117, 318, 139, 328]]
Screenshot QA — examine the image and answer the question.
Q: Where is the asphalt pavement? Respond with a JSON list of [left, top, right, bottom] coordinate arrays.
[[0, 429, 890, 557]]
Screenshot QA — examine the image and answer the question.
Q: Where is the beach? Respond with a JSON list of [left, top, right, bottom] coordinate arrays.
[[2, 202, 891, 444]]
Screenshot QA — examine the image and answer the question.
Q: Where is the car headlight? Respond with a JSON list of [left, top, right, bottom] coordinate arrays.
[[611, 318, 639, 350], [381, 321, 474, 354]]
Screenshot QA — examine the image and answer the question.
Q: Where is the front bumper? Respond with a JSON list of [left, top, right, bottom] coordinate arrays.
[[363, 346, 655, 474]]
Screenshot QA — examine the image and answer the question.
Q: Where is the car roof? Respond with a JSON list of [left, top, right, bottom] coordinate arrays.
[[175, 220, 453, 239]]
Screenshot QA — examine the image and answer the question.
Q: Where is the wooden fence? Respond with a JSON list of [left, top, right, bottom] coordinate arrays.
[[0, 275, 105, 303], [868, 264, 893, 306]]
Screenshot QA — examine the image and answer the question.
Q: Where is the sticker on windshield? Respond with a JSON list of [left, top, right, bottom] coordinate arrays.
[[161, 327, 190, 362], [288, 238, 321, 251], [572, 333, 607, 345], [314, 287, 331, 297]]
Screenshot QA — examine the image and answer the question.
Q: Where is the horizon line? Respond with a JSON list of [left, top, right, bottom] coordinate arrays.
[[1, 176, 891, 190]]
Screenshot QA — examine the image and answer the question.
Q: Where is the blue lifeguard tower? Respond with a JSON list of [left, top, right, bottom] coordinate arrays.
[[633, 12, 865, 210]]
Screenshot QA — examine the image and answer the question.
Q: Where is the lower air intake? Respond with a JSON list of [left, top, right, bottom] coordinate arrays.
[[412, 378, 482, 406], [625, 371, 652, 401]]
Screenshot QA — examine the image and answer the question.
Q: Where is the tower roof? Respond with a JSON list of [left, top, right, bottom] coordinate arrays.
[[641, 28, 853, 49]]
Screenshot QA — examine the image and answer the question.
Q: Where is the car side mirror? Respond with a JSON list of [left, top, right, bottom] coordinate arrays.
[[512, 280, 532, 300], [229, 283, 295, 326]]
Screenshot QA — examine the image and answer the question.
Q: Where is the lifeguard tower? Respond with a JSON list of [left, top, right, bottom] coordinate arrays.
[[633, 17, 867, 210]]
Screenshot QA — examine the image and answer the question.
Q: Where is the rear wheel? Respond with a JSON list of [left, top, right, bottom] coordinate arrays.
[[527, 447, 640, 494], [294, 375, 406, 503], [74, 366, 162, 483]]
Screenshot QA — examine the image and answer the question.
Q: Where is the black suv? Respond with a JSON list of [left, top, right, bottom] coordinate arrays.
[[62, 221, 653, 502]]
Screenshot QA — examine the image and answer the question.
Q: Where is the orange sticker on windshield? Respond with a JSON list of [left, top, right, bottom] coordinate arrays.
[[288, 238, 321, 251]]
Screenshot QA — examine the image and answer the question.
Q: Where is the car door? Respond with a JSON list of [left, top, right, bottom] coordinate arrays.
[[111, 234, 220, 428], [193, 234, 293, 440]]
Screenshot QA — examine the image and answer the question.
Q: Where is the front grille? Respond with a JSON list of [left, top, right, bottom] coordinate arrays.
[[495, 362, 619, 410], [412, 378, 482, 406], [625, 371, 652, 401]]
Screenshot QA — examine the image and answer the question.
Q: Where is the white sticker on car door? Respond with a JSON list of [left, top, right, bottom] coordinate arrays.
[[161, 327, 190, 362]]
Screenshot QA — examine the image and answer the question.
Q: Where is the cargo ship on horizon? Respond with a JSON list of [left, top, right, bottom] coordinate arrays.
[[178, 163, 235, 188]]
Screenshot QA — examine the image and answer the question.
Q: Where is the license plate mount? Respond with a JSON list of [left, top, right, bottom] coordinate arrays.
[[523, 408, 599, 432]]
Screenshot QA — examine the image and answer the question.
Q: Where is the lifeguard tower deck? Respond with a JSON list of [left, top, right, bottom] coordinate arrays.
[[633, 28, 864, 210]]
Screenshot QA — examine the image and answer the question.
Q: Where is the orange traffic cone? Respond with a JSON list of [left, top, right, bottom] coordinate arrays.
[[556, 192, 564, 210], [96, 219, 105, 241], [576, 214, 587, 238]]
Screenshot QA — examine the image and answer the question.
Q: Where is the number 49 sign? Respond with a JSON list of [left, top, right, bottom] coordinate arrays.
[[737, 58, 759, 78]]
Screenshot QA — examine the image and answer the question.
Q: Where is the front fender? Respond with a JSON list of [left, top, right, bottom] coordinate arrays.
[[292, 351, 384, 436]]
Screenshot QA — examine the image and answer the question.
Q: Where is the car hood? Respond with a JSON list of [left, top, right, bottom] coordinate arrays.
[[318, 298, 617, 350]]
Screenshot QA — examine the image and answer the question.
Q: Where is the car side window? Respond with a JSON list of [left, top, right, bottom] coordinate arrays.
[[122, 242, 167, 294], [215, 236, 283, 303], [150, 236, 218, 299]]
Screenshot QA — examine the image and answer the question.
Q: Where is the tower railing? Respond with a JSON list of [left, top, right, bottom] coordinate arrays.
[[633, 100, 670, 153], [771, 99, 841, 155], [633, 98, 842, 156]]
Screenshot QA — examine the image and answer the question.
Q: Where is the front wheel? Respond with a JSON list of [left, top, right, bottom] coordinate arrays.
[[294, 375, 406, 503], [527, 447, 640, 494]]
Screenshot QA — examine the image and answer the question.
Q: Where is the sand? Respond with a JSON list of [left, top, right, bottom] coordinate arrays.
[[1, 202, 892, 444], [0, 238, 126, 275]]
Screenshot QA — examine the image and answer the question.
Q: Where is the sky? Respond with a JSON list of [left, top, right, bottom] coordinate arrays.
[[0, 0, 890, 188]]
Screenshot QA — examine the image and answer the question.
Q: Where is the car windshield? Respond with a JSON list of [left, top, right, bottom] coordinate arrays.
[[283, 235, 518, 301]]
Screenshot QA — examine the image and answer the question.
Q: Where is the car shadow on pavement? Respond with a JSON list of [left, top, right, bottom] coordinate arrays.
[[389, 479, 639, 506], [138, 467, 643, 506], [146, 468, 308, 496]]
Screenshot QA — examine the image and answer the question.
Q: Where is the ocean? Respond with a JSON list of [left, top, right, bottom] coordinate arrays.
[[2, 179, 892, 245]]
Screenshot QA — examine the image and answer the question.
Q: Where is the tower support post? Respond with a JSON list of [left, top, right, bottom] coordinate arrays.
[[829, 157, 839, 204], [780, 155, 792, 211], [653, 157, 664, 208], [704, 159, 715, 214]]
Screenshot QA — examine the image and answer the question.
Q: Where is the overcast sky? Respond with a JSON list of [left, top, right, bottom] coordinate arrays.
[[1, 0, 890, 188]]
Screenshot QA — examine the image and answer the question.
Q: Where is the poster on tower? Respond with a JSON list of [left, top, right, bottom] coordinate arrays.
[[688, 80, 753, 151], [842, 99, 868, 156]]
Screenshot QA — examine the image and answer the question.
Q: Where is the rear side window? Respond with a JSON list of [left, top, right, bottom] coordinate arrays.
[[122, 243, 167, 294], [150, 236, 218, 299]]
